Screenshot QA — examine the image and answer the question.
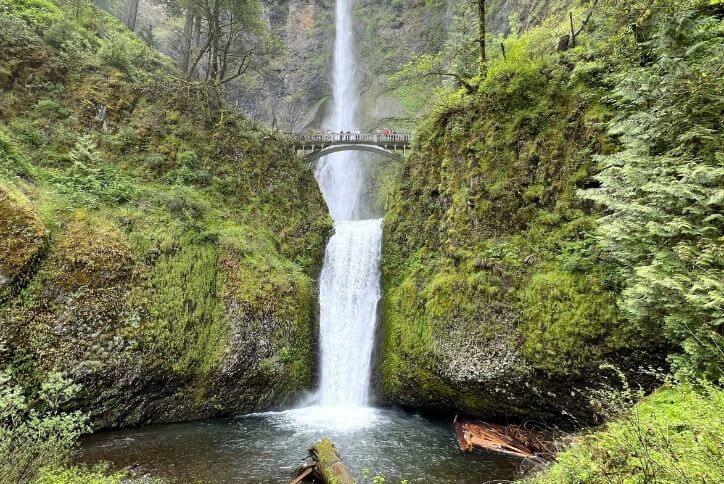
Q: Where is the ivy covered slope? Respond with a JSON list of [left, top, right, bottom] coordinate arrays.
[[379, 0, 722, 421], [0, 0, 330, 427]]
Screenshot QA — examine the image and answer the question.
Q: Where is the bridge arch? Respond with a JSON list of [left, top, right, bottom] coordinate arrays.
[[292, 132, 411, 165], [305, 144, 403, 164]]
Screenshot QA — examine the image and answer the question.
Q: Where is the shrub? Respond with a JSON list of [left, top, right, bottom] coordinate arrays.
[[0, 0, 61, 28], [51, 136, 134, 207], [583, 3, 724, 379], [530, 382, 724, 483], [44, 15, 94, 53], [98, 34, 133, 72], [33, 98, 69, 119], [35, 463, 126, 484], [0, 367, 89, 482], [0, 128, 33, 178]]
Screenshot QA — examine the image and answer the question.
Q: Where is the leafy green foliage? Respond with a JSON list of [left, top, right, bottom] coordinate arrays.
[[50, 136, 134, 208], [583, 3, 724, 379], [0, 0, 60, 28], [34, 464, 126, 484], [0, 362, 88, 483], [530, 382, 724, 483]]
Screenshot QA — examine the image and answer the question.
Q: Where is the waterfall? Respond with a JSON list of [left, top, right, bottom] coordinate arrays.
[[315, 0, 365, 222], [317, 219, 382, 406], [312, 0, 382, 409]]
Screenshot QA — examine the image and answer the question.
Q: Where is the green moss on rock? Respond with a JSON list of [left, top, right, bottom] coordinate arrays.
[[0, 183, 46, 296], [379, 25, 652, 421]]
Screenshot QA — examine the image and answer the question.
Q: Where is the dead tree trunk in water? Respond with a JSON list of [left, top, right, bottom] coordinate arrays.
[[293, 438, 355, 484]]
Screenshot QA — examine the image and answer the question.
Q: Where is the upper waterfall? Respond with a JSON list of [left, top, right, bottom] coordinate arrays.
[[314, 0, 365, 221]]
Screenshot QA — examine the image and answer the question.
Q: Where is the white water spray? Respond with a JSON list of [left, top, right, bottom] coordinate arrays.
[[317, 219, 382, 406]]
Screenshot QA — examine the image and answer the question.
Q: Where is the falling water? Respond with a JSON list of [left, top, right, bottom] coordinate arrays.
[[314, 0, 365, 221], [312, 0, 383, 411], [317, 219, 382, 406]]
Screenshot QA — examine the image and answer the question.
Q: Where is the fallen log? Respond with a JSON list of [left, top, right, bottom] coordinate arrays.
[[293, 438, 355, 484], [454, 416, 552, 461]]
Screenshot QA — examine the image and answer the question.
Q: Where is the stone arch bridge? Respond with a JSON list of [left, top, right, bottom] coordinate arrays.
[[292, 132, 411, 164]]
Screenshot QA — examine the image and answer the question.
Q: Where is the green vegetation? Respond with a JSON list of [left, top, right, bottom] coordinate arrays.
[[0, 0, 721, 481], [381, 0, 630, 417], [381, 0, 722, 480], [0, 364, 87, 483], [530, 382, 723, 483], [0, 0, 329, 435], [382, 0, 722, 415], [583, 5, 723, 380]]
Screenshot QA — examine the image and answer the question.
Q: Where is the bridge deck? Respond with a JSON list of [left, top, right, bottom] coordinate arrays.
[[292, 132, 411, 147]]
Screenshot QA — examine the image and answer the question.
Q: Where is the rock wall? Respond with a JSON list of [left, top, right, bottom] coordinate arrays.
[[377, 40, 664, 422], [0, 5, 331, 428]]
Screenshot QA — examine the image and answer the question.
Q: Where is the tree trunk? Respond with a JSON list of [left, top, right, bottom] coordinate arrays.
[[208, 0, 222, 109], [453, 416, 554, 461], [186, 14, 203, 78], [181, 8, 194, 74], [209, 0, 221, 83], [478, 0, 486, 77], [125, 0, 140, 31], [297, 438, 355, 484]]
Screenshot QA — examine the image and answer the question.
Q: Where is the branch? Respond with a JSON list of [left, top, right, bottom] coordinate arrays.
[[221, 49, 253, 84], [426, 71, 477, 94], [188, 29, 213, 78]]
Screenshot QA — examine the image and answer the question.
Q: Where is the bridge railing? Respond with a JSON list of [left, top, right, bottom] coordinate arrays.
[[291, 132, 411, 144]]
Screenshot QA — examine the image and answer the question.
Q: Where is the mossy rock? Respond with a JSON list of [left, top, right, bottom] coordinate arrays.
[[0, 1, 328, 429], [46, 214, 133, 290], [378, 39, 658, 422], [0, 183, 46, 295]]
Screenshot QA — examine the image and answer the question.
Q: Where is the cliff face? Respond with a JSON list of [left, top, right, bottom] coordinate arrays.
[[0, 2, 330, 428], [376, 22, 664, 421], [255, 0, 573, 131]]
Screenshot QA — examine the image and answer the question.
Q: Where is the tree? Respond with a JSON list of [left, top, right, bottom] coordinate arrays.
[[124, 0, 139, 31], [584, 3, 723, 380], [477, 0, 485, 76], [156, 0, 278, 107]]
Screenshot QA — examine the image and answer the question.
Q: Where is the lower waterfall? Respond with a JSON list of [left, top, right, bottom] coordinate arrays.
[[317, 218, 383, 407]]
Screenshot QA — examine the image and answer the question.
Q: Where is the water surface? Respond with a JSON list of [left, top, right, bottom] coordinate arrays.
[[79, 407, 525, 483]]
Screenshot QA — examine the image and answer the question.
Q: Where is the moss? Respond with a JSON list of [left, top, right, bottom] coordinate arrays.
[[0, 0, 328, 426], [529, 383, 724, 483], [0, 183, 47, 294], [518, 268, 627, 375], [131, 241, 226, 376], [48, 214, 133, 290]]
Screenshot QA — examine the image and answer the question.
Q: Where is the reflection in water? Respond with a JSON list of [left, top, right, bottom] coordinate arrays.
[[78, 408, 524, 483]]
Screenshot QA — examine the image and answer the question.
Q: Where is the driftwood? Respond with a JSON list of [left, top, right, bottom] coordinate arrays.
[[454, 416, 553, 461], [293, 438, 355, 484]]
